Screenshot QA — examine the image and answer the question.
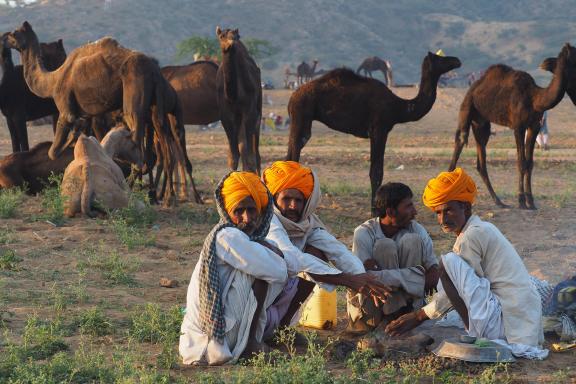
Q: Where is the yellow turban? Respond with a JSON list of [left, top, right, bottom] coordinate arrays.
[[422, 168, 477, 209], [221, 172, 269, 217], [262, 161, 314, 199]]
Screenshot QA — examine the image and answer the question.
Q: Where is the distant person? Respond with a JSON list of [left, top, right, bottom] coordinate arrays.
[[537, 111, 550, 151]]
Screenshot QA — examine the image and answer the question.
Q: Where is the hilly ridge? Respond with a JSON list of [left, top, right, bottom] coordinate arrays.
[[1, 0, 575, 84]]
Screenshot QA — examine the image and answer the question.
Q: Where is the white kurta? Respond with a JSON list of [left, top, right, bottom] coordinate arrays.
[[352, 218, 438, 270], [423, 215, 545, 357], [179, 227, 288, 366]]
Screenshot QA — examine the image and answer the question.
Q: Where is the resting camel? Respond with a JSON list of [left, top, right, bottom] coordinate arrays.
[[161, 61, 219, 125], [449, 44, 576, 209], [296, 60, 318, 85], [357, 56, 393, 86], [62, 126, 142, 218], [3, 21, 194, 206], [287, 52, 461, 213], [0, 37, 66, 152], [216, 27, 262, 173]]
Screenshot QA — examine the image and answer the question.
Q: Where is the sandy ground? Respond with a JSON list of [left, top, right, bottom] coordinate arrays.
[[0, 87, 575, 381]]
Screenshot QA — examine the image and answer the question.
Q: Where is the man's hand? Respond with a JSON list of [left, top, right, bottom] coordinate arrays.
[[363, 259, 380, 271], [344, 273, 391, 305], [424, 265, 440, 296], [256, 240, 284, 259], [385, 309, 429, 336]]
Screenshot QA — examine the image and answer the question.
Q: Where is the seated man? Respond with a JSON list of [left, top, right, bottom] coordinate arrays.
[[262, 161, 390, 332], [349, 182, 440, 331], [179, 171, 288, 366], [386, 168, 547, 359]]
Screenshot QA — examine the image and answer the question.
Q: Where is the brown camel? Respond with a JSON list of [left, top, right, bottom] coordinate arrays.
[[448, 44, 576, 209], [0, 37, 66, 152], [539, 56, 576, 105], [296, 60, 318, 85], [287, 52, 461, 213], [357, 56, 393, 86], [161, 61, 219, 125], [216, 27, 262, 173], [3, 21, 195, 206]]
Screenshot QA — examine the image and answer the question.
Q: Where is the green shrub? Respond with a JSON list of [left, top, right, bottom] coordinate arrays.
[[77, 307, 112, 336], [37, 173, 66, 226], [129, 303, 183, 344], [0, 249, 21, 271], [0, 187, 25, 218]]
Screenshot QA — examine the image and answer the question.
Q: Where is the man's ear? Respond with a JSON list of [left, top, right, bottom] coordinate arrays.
[[385, 207, 395, 218]]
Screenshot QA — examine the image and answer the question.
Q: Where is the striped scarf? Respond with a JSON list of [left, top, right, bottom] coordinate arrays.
[[198, 172, 274, 342]]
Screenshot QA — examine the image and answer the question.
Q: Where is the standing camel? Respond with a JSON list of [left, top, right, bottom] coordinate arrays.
[[287, 52, 461, 212], [161, 61, 219, 125], [539, 56, 576, 105], [449, 44, 576, 209], [3, 21, 194, 206], [357, 56, 393, 86], [0, 37, 66, 152], [216, 26, 262, 173], [296, 60, 318, 85]]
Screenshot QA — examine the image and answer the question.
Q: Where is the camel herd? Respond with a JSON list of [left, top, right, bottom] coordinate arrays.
[[0, 20, 575, 216]]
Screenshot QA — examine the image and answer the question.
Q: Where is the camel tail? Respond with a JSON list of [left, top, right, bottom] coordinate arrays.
[[448, 92, 474, 171]]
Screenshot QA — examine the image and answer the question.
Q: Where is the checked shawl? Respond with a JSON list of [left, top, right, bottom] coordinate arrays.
[[198, 172, 274, 342]]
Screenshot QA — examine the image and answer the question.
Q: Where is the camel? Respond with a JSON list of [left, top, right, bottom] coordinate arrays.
[[61, 126, 142, 218], [3, 21, 196, 207], [448, 44, 576, 209], [296, 60, 318, 85], [286, 52, 461, 213], [357, 56, 393, 86], [0, 37, 66, 152], [216, 27, 262, 173], [539, 57, 576, 105]]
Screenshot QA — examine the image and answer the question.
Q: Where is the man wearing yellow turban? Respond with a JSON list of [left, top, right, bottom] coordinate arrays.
[[180, 172, 290, 366], [386, 168, 548, 360], [262, 161, 391, 336]]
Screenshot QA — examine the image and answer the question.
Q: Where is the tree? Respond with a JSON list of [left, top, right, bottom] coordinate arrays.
[[175, 35, 279, 63]]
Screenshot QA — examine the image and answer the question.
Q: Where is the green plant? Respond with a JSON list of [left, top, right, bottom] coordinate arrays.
[[0, 226, 14, 245], [77, 307, 112, 336], [21, 315, 69, 360], [37, 172, 66, 226], [77, 245, 139, 286], [0, 187, 25, 218], [0, 249, 21, 271], [108, 189, 157, 249], [129, 303, 183, 344]]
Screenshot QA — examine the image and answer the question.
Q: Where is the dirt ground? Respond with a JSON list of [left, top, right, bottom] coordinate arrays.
[[1, 87, 575, 382]]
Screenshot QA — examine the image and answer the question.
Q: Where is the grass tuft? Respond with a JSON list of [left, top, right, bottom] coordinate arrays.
[[0, 187, 25, 218]]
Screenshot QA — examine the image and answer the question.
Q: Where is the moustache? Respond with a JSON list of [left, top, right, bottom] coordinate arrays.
[[237, 222, 256, 232]]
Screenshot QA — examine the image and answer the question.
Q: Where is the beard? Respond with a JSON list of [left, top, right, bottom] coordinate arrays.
[[237, 221, 256, 235], [440, 222, 457, 233], [281, 208, 302, 222]]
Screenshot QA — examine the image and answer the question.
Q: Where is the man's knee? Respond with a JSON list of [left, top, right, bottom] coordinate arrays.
[[372, 237, 398, 268], [397, 233, 425, 266]]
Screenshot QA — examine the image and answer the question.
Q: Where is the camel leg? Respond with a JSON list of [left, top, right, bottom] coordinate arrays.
[[369, 131, 389, 216], [6, 116, 20, 153], [513, 126, 528, 209], [13, 113, 29, 152], [286, 102, 312, 161], [473, 121, 508, 208], [523, 125, 539, 210], [449, 93, 474, 171], [221, 114, 240, 170], [239, 113, 259, 173]]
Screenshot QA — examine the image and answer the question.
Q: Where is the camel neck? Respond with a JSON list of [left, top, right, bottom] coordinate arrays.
[[0, 47, 14, 73], [400, 67, 440, 122], [20, 33, 54, 98], [533, 53, 568, 112], [221, 46, 238, 101]]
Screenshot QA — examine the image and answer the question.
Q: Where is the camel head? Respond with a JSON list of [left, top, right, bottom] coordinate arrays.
[[424, 51, 461, 76], [216, 26, 240, 53], [101, 125, 143, 168], [4, 21, 36, 52], [39, 39, 66, 69], [540, 43, 576, 106]]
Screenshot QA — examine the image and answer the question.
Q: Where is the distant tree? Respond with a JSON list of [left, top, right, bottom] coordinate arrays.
[[175, 35, 279, 63]]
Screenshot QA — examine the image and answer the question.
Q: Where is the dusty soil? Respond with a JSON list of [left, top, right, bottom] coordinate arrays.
[[0, 87, 575, 381]]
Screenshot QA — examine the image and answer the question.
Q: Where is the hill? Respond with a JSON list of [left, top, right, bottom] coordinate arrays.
[[1, 0, 576, 84]]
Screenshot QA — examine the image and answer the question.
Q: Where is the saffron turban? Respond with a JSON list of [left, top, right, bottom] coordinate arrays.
[[221, 171, 269, 217], [422, 167, 477, 209], [262, 161, 314, 199]]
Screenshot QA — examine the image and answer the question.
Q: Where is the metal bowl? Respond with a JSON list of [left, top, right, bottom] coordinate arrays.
[[433, 338, 516, 363]]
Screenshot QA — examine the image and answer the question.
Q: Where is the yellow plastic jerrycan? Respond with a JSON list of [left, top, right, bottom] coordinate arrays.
[[299, 285, 337, 330]]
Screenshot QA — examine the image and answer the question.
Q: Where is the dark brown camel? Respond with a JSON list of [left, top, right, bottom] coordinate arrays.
[[3, 21, 195, 206], [287, 52, 461, 213], [216, 27, 262, 173], [296, 60, 318, 85], [0, 37, 66, 152], [449, 44, 576, 209], [539, 56, 576, 105], [161, 61, 219, 125], [357, 56, 393, 86]]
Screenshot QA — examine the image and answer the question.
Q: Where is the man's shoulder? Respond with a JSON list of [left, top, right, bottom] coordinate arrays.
[[462, 216, 503, 241], [354, 217, 379, 236]]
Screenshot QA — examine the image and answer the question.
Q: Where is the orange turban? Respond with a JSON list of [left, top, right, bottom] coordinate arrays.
[[221, 172, 269, 217], [262, 161, 314, 198], [422, 168, 477, 209]]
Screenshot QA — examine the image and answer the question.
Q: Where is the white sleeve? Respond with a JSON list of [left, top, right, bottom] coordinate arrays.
[[307, 228, 366, 274], [352, 225, 374, 263], [266, 215, 342, 279], [216, 228, 287, 284]]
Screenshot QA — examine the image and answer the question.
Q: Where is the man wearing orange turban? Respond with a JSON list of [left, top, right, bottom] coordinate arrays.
[[262, 161, 391, 337], [180, 172, 290, 366], [386, 168, 548, 360]]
